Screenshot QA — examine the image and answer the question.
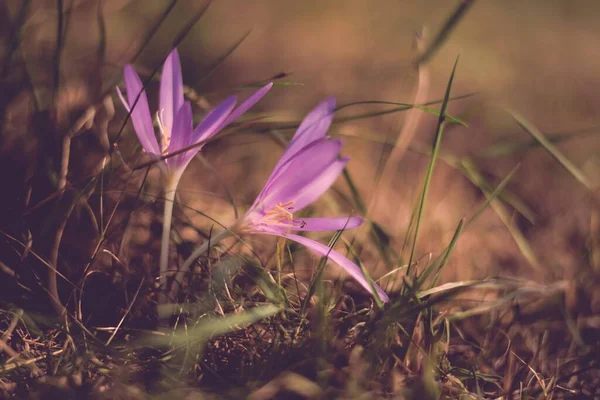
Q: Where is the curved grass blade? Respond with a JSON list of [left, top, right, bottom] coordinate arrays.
[[98, 0, 178, 96], [334, 94, 475, 124], [334, 101, 468, 126], [194, 29, 252, 86], [475, 126, 600, 159], [413, 0, 477, 66]]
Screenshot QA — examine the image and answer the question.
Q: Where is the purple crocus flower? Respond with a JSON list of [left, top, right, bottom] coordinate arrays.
[[175, 97, 388, 303], [236, 97, 389, 302], [117, 48, 273, 184], [117, 48, 272, 303]]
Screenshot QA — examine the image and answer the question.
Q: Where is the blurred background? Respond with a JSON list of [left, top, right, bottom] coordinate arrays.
[[2, 0, 600, 304]]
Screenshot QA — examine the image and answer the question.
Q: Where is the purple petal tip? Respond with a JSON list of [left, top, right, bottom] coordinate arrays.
[[323, 96, 336, 111]]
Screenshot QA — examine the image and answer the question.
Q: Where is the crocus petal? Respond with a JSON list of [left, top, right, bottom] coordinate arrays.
[[273, 232, 389, 302], [159, 49, 184, 132], [255, 98, 337, 200], [191, 95, 238, 144], [273, 96, 336, 170], [122, 65, 161, 156], [290, 158, 347, 211], [168, 101, 192, 154], [166, 101, 193, 171], [220, 83, 273, 127], [258, 154, 347, 217], [290, 217, 364, 232], [253, 139, 342, 213], [260, 138, 341, 199]]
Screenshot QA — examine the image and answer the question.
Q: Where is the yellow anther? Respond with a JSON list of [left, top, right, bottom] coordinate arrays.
[[263, 201, 296, 225], [156, 110, 171, 155]]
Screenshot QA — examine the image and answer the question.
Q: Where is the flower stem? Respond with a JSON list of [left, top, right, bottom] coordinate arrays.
[[159, 181, 177, 304], [169, 229, 232, 301]]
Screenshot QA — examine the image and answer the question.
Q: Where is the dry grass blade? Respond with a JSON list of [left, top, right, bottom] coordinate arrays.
[[507, 108, 595, 190], [465, 163, 521, 227], [0, 339, 43, 376], [475, 126, 600, 158], [416, 278, 501, 298], [390, 29, 431, 173]]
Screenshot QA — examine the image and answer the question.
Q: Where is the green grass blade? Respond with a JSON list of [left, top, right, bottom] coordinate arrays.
[[150, 304, 282, 348], [430, 219, 463, 287], [406, 56, 459, 279], [416, 219, 464, 289]]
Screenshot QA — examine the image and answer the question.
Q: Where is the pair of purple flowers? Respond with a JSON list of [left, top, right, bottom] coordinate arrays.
[[118, 49, 389, 304]]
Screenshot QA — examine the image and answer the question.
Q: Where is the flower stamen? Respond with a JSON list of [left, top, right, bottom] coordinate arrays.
[[259, 200, 297, 228], [156, 110, 170, 155], [265, 200, 294, 219]]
